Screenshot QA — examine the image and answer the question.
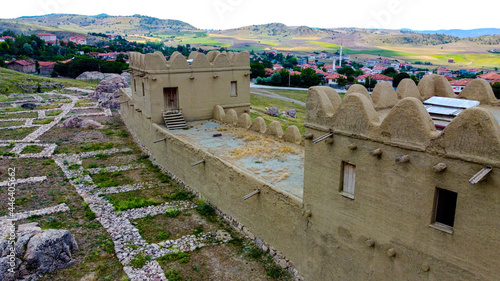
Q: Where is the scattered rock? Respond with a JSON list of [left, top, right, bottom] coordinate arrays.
[[24, 229, 78, 274], [77, 71, 105, 81], [284, 109, 296, 118], [89, 76, 130, 110], [0, 223, 78, 281], [60, 117, 103, 129], [121, 72, 131, 83], [61, 117, 82, 128], [81, 119, 104, 129], [266, 106, 279, 117]]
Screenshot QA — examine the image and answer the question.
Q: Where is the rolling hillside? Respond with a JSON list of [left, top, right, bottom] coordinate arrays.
[[0, 14, 198, 41], [1, 14, 500, 69]]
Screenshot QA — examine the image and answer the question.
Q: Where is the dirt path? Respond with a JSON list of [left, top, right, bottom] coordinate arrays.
[[250, 89, 306, 107]]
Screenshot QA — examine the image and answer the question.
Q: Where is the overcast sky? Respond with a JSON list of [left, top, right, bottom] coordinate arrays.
[[2, 0, 499, 31]]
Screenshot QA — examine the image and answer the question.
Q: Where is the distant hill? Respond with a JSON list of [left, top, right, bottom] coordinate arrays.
[[1, 15, 500, 69], [0, 14, 198, 38], [410, 28, 500, 38]]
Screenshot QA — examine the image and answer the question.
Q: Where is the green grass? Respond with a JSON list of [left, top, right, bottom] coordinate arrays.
[[130, 253, 151, 268], [91, 171, 131, 188], [0, 67, 98, 95], [430, 53, 500, 68], [306, 41, 342, 49], [0, 127, 36, 140], [1, 106, 26, 113], [103, 194, 163, 211], [250, 93, 306, 134], [33, 118, 55, 125], [345, 48, 418, 57], [46, 110, 63, 117], [157, 252, 191, 264], [36, 104, 62, 110], [21, 145, 45, 154], [0, 120, 25, 127], [0, 111, 38, 119]]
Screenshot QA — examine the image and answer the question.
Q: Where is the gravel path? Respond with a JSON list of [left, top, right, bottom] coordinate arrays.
[[250, 89, 306, 107]]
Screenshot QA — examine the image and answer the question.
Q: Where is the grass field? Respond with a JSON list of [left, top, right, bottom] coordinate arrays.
[[250, 93, 306, 134], [0, 68, 99, 95]]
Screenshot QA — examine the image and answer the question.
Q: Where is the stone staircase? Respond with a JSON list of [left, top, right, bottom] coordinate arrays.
[[163, 111, 188, 130]]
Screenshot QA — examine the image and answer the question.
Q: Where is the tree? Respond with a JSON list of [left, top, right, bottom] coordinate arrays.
[[116, 53, 126, 64], [492, 82, 500, 99], [250, 62, 265, 79], [300, 68, 322, 87], [0, 42, 9, 52], [270, 72, 282, 85], [382, 67, 399, 77], [364, 77, 377, 90], [338, 66, 355, 77], [337, 77, 348, 88], [393, 72, 410, 88], [35, 60, 40, 75]]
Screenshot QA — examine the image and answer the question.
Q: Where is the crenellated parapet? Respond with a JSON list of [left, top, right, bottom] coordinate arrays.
[[129, 51, 250, 73], [305, 86, 500, 163]]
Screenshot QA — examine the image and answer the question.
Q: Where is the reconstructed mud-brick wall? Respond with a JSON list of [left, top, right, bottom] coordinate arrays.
[[128, 50, 250, 122], [123, 49, 500, 280], [303, 86, 500, 280]]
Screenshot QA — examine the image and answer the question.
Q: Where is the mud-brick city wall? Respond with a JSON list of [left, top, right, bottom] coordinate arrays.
[[119, 102, 310, 275], [302, 88, 500, 280]]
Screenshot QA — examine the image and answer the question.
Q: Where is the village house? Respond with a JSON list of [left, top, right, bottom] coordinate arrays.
[[478, 72, 500, 82], [38, 61, 56, 76], [93, 52, 128, 61], [69, 36, 87, 45], [37, 33, 57, 44], [0, 36, 15, 42], [366, 59, 377, 67], [372, 64, 387, 74], [356, 73, 394, 85], [390, 62, 400, 70], [318, 52, 328, 59], [449, 78, 473, 94], [325, 73, 347, 87], [6, 60, 36, 73]]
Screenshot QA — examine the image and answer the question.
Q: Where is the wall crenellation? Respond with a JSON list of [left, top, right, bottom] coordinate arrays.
[[305, 79, 500, 164], [129, 51, 250, 72]]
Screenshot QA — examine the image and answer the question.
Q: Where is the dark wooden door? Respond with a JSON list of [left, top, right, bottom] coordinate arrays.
[[163, 87, 178, 112]]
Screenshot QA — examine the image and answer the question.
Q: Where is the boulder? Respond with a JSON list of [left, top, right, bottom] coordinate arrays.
[[120, 72, 131, 83], [266, 106, 279, 117], [76, 71, 105, 81], [97, 90, 121, 110], [24, 229, 78, 274], [285, 109, 297, 118], [89, 76, 130, 109], [61, 117, 83, 128], [81, 119, 104, 129], [0, 223, 78, 280]]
